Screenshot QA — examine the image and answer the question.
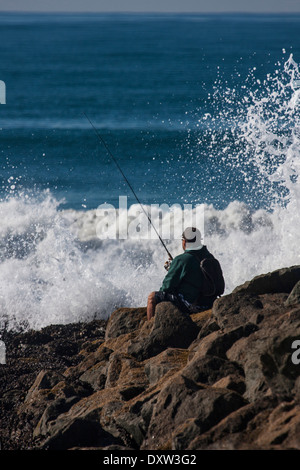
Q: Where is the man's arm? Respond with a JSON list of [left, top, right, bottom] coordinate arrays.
[[160, 255, 186, 293]]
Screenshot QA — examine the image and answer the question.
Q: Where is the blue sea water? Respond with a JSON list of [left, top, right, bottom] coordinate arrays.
[[0, 13, 299, 330], [0, 12, 299, 210]]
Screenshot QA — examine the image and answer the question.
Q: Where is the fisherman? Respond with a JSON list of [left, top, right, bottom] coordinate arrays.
[[147, 227, 224, 321], [84, 117, 224, 319]]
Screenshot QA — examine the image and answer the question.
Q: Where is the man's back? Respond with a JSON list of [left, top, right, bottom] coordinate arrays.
[[160, 245, 214, 304]]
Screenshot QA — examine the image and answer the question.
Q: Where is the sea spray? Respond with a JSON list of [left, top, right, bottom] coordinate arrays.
[[0, 192, 131, 331], [189, 53, 300, 287]]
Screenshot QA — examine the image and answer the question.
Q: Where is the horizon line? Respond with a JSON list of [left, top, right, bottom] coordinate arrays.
[[0, 10, 300, 15]]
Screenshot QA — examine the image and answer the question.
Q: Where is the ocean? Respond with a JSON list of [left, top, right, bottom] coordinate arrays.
[[0, 12, 299, 331]]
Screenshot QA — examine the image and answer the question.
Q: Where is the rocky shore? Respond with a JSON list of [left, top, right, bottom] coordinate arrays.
[[1, 265, 300, 450]]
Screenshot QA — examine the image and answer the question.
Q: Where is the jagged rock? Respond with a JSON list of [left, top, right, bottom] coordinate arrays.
[[255, 401, 300, 449], [186, 397, 300, 450], [110, 377, 167, 449], [144, 348, 189, 385], [71, 345, 113, 391], [79, 362, 108, 392], [189, 324, 258, 361], [41, 417, 122, 450], [35, 388, 125, 449], [212, 292, 264, 330], [17, 370, 66, 428], [128, 302, 200, 361], [181, 354, 245, 391], [25, 370, 65, 401], [227, 305, 300, 402], [184, 396, 278, 450], [232, 265, 300, 295], [285, 280, 300, 306], [33, 395, 80, 439], [105, 351, 148, 399], [212, 374, 246, 395], [141, 373, 246, 450], [105, 307, 147, 340], [190, 309, 212, 329]]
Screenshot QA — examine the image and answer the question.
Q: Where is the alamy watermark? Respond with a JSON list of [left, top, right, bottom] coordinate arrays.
[[95, 196, 205, 241], [291, 340, 300, 365], [0, 81, 6, 104]]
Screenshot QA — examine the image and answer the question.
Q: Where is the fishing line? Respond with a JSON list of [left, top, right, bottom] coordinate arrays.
[[83, 112, 173, 261]]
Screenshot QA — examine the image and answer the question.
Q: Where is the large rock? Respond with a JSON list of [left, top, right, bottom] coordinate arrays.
[[227, 305, 300, 402], [255, 401, 300, 449], [127, 302, 200, 361], [232, 265, 300, 295], [184, 397, 300, 450], [212, 292, 264, 331], [184, 397, 277, 450], [77, 346, 113, 391], [141, 373, 246, 450], [35, 388, 125, 450], [105, 307, 147, 340], [181, 354, 245, 394], [104, 351, 148, 400], [144, 348, 189, 385]]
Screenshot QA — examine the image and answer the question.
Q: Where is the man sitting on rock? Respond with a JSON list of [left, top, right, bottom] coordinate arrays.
[[147, 227, 223, 320]]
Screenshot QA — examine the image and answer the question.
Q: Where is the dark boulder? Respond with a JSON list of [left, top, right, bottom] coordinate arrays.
[[128, 302, 200, 361], [105, 307, 147, 340], [232, 265, 300, 296]]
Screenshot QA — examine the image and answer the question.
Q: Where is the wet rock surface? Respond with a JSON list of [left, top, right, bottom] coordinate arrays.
[[1, 265, 300, 450]]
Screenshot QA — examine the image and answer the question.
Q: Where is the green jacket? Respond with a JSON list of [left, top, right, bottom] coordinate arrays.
[[160, 246, 211, 303]]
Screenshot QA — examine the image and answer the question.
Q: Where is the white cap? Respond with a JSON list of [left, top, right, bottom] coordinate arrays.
[[182, 227, 203, 250]]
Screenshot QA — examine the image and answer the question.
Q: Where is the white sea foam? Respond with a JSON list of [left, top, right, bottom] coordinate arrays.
[[0, 189, 299, 332]]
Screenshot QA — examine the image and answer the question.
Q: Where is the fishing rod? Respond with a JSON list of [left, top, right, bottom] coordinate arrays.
[[83, 112, 173, 262]]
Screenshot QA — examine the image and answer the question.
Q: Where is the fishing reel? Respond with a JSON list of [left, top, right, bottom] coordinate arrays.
[[164, 259, 172, 271]]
